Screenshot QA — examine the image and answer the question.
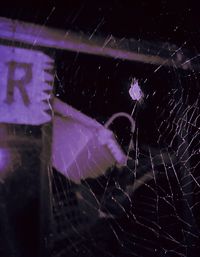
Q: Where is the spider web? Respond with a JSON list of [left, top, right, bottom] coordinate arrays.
[[48, 49, 200, 257], [0, 6, 200, 257]]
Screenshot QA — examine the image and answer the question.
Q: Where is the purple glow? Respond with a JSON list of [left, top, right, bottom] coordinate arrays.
[[52, 98, 127, 183], [129, 79, 143, 101], [0, 45, 54, 125], [0, 17, 169, 67], [0, 147, 11, 172]]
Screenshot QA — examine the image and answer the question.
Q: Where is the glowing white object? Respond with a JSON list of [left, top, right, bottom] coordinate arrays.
[[129, 79, 143, 101]]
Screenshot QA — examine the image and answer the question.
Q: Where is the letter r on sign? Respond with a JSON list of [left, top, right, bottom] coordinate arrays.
[[5, 61, 32, 106]]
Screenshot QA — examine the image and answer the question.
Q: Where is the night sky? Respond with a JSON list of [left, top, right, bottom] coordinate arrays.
[[0, 1, 199, 49]]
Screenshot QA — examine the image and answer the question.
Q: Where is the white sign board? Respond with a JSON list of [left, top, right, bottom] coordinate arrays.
[[0, 45, 54, 125]]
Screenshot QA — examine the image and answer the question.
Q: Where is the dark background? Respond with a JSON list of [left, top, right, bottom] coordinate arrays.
[[0, 1, 199, 48], [0, 2, 200, 257]]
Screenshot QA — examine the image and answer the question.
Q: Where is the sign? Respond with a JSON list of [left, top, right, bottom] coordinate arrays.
[[52, 98, 127, 183], [0, 45, 54, 125]]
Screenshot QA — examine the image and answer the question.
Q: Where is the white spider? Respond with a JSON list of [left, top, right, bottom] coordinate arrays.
[[129, 78, 143, 101]]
